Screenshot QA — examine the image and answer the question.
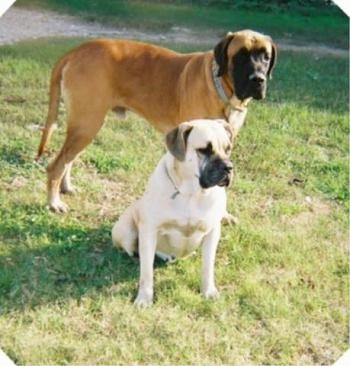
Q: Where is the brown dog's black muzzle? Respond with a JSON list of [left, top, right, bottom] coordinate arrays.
[[232, 48, 270, 101], [249, 71, 266, 84], [243, 68, 266, 100]]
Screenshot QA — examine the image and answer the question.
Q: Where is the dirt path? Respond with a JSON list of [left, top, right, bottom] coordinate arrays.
[[0, 6, 348, 57]]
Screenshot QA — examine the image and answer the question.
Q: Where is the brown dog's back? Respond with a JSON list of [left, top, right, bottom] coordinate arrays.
[[37, 39, 209, 158]]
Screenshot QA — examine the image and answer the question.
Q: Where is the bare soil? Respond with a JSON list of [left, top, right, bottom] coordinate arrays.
[[0, 7, 348, 57]]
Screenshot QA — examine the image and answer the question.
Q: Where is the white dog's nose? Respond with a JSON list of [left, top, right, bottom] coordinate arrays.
[[224, 160, 233, 172]]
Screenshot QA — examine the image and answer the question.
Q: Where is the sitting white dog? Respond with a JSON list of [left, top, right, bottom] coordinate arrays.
[[112, 119, 234, 307]]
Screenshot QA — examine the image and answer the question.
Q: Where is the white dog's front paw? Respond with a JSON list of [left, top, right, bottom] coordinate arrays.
[[134, 290, 153, 308], [201, 286, 220, 299]]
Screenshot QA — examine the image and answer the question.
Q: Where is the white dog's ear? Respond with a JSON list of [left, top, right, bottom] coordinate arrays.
[[166, 123, 193, 161]]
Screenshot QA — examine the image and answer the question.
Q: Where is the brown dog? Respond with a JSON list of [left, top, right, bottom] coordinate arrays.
[[37, 29, 276, 212]]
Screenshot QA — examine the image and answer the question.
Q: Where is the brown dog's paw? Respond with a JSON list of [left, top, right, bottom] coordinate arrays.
[[222, 212, 239, 226], [48, 200, 69, 213]]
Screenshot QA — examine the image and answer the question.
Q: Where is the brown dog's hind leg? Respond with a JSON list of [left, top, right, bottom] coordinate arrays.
[[46, 112, 107, 212], [60, 161, 76, 194]]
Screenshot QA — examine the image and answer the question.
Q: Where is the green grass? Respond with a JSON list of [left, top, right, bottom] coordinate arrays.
[[0, 37, 348, 365], [16, 0, 349, 48]]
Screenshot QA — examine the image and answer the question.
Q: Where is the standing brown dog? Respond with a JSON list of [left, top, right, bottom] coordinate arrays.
[[37, 29, 276, 212]]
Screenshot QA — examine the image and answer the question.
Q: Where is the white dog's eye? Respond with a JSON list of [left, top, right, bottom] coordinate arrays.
[[197, 142, 213, 156]]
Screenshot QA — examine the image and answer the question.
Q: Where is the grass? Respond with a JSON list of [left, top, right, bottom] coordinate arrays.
[[16, 0, 349, 48], [0, 34, 349, 364]]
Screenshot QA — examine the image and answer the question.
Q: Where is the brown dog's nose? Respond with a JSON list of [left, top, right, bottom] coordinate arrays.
[[249, 72, 266, 83]]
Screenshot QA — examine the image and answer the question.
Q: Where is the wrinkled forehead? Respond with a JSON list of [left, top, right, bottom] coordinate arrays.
[[228, 31, 272, 56], [188, 122, 230, 150]]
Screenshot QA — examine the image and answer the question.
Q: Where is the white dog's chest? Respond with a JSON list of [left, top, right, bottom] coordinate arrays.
[[155, 195, 218, 258], [157, 218, 209, 258]]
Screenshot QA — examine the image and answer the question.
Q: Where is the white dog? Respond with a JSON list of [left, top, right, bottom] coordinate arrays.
[[112, 119, 234, 307]]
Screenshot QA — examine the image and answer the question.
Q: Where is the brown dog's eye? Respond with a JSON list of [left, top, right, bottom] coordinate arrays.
[[263, 52, 270, 63], [197, 142, 213, 156]]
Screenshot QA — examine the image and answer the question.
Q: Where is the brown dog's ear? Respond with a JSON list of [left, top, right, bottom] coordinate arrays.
[[214, 34, 234, 77], [165, 123, 193, 161], [267, 42, 277, 79]]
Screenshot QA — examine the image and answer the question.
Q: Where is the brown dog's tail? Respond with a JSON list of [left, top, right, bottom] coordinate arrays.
[[36, 55, 69, 159]]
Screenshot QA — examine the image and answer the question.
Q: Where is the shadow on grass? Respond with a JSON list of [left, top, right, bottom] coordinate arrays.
[[0, 203, 157, 314]]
